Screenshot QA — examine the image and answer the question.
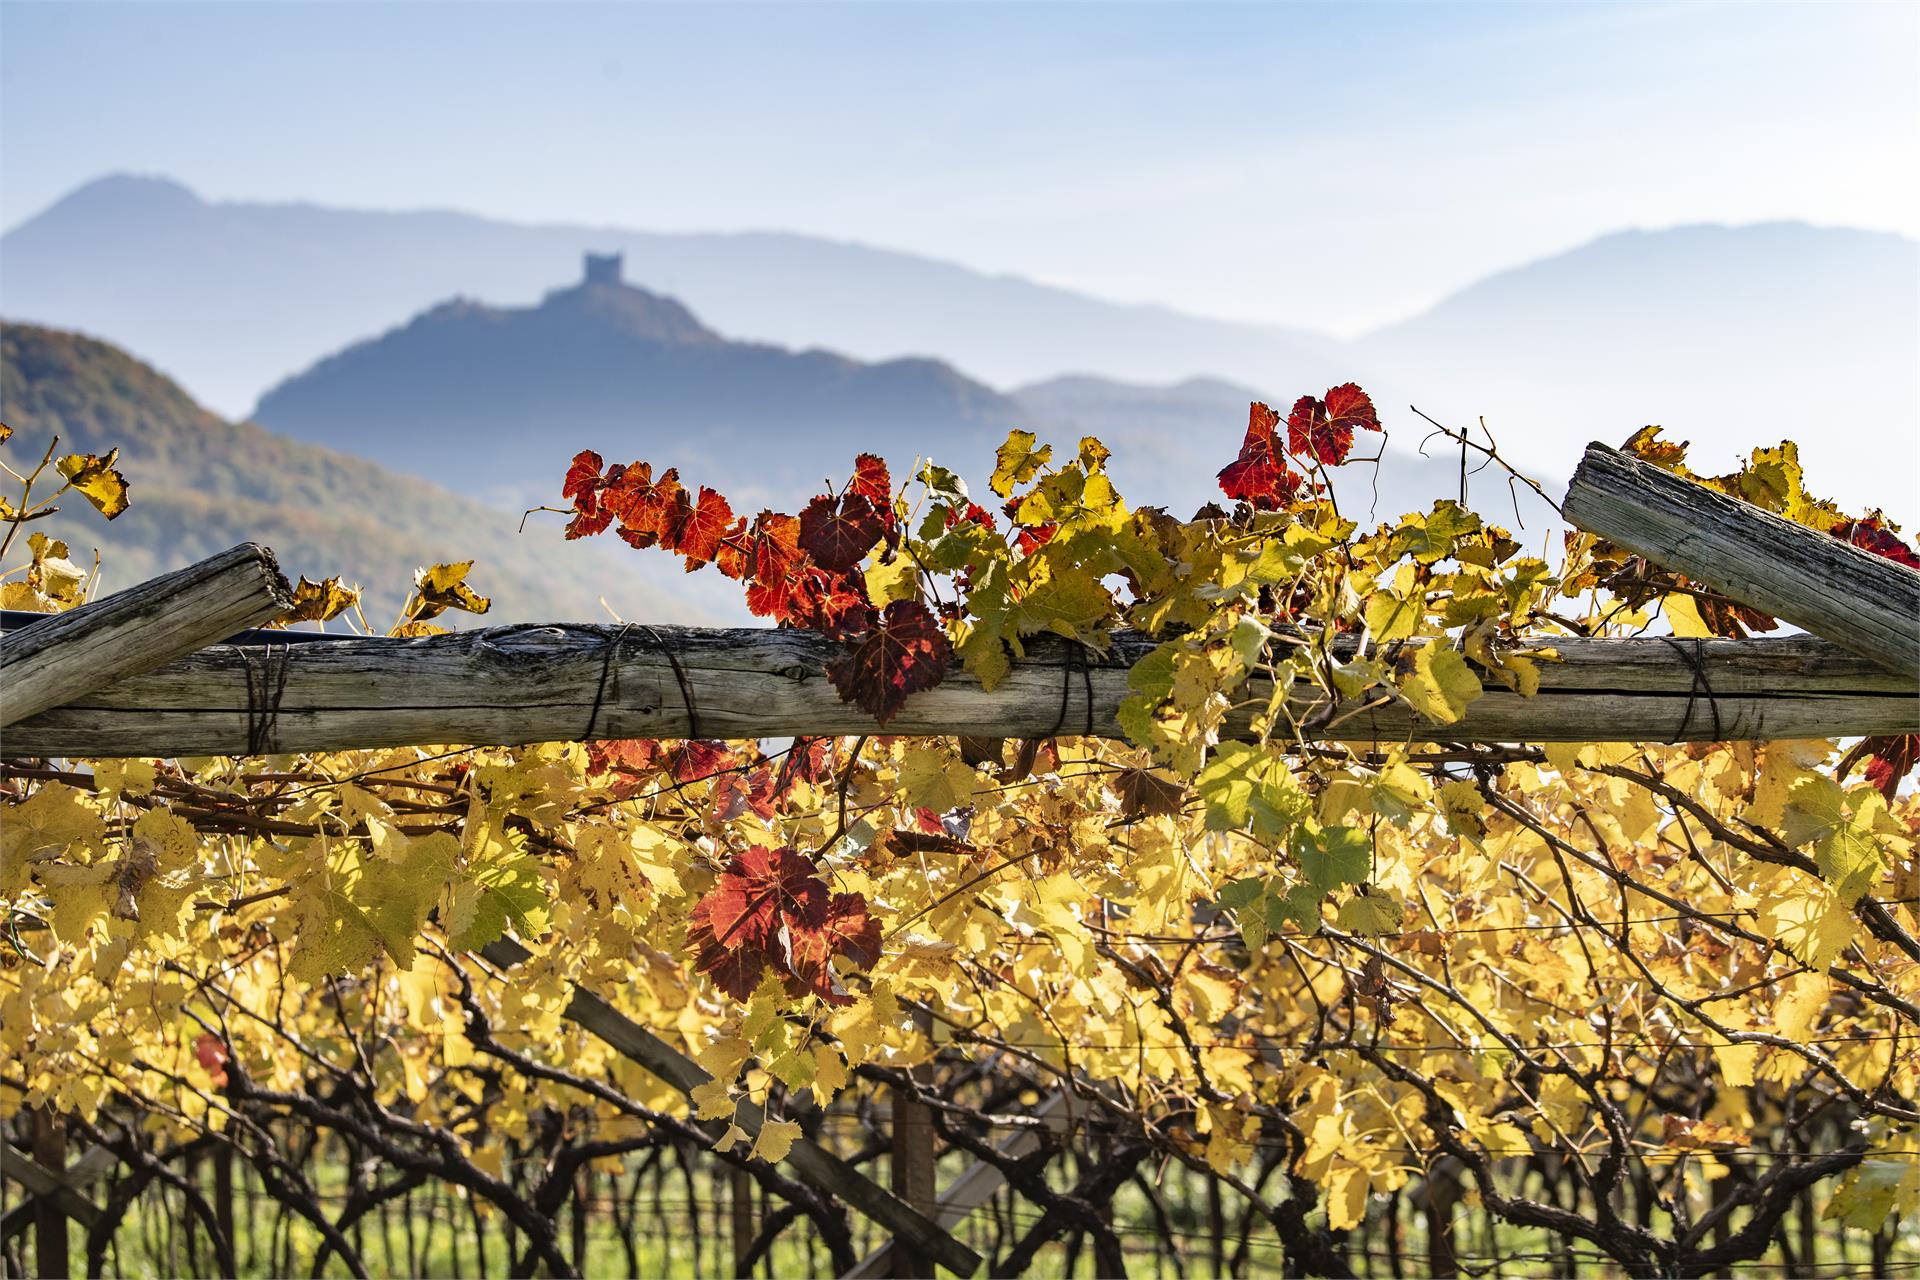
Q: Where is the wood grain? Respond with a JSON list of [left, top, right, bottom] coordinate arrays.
[[4, 623, 1913, 756], [0, 543, 293, 728], [1563, 442, 1920, 675]]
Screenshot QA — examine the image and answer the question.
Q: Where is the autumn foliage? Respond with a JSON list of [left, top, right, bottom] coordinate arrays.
[[6, 382, 1920, 1277]]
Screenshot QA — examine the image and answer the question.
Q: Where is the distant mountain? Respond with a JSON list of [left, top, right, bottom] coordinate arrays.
[[0, 174, 1341, 416], [0, 324, 738, 624], [6, 176, 1912, 526], [1354, 223, 1919, 523], [249, 255, 1019, 507]]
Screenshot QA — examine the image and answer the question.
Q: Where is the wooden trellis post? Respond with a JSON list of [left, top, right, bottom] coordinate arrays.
[[730, 1165, 756, 1279], [0, 543, 291, 728], [1564, 441, 1920, 674], [845, 1093, 1071, 1280], [1, 1115, 89, 1279], [890, 1007, 939, 1279], [0, 1143, 110, 1245], [478, 938, 984, 1278]]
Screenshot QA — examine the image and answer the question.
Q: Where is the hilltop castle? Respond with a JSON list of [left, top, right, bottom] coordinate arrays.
[[583, 252, 623, 286]]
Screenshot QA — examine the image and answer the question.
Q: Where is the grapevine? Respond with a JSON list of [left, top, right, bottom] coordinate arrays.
[[4, 385, 1918, 1277]]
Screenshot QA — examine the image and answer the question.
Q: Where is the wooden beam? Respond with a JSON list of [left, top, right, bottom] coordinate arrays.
[[1, 1140, 102, 1234], [3, 623, 1913, 757], [478, 938, 983, 1278], [1563, 442, 1920, 675], [0, 1144, 114, 1243], [890, 1007, 939, 1278], [0, 543, 293, 728], [844, 1092, 1069, 1280]]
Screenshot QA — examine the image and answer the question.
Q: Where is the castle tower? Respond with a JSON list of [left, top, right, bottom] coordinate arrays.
[[583, 252, 623, 286]]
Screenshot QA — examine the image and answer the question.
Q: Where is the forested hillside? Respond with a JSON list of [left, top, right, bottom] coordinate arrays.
[[0, 324, 728, 623]]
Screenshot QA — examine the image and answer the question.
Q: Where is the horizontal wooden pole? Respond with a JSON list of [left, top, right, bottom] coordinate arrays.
[[1564, 442, 1920, 675], [0, 543, 294, 728], [2, 622, 1913, 757]]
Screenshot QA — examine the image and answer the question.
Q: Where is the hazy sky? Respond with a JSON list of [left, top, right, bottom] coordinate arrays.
[[3, 1, 1915, 335]]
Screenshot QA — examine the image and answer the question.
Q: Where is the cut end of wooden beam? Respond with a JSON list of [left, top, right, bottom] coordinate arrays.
[[245, 542, 298, 615]]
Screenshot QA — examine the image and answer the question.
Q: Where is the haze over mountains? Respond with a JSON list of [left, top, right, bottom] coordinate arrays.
[[1361, 222, 1920, 517], [0, 175, 1344, 416], [3, 173, 1915, 528]]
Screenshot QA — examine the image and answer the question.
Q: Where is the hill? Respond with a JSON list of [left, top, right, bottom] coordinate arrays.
[[0, 324, 736, 624], [249, 255, 1020, 508], [0, 174, 1340, 417]]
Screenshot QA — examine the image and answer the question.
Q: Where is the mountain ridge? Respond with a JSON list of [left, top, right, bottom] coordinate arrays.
[[248, 256, 1019, 508], [6, 174, 1913, 524], [1, 173, 1344, 415]]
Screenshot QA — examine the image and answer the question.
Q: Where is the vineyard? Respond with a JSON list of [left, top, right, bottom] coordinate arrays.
[[2, 389, 1918, 1280]]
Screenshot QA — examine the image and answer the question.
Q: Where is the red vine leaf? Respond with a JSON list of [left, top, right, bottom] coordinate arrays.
[[687, 845, 880, 1004], [1287, 383, 1380, 466], [826, 599, 952, 725], [850, 454, 894, 510], [563, 451, 615, 538], [661, 487, 736, 570], [194, 1032, 230, 1088], [1014, 523, 1057, 556], [1862, 734, 1920, 801], [798, 492, 886, 572], [667, 740, 738, 783], [714, 519, 752, 580], [773, 737, 837, 802], [1832, 516, 1920, 572], [786, 892, 883, 1005], [563, 450, 605, 506], [585, 738, 661, 776], [1217, 402, 1303, 510], [689, 845, 819, 956], [567, 506, 615, 540], [947, 502, 996, 531], [791, 568, 877, 641], [712, 767, 778, 822], [743, 513, 807, 620], [607, 463, 683, 548]]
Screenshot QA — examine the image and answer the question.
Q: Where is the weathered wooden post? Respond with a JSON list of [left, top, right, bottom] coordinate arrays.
[[890, 1007, 938, 1279], [1, 543, 292, 727], [32, 1109, 68, 1280], [730, 1165, 756, 1279], [1564, 442, 1920, 675], [213, 1145, 236, 1280]]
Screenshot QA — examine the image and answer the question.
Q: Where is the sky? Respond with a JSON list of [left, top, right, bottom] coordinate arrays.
[[1, 1, 1916, 336]]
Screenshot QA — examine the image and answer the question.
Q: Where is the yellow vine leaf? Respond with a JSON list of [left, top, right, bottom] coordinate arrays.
[[1399, 645, 1483, 724], [55, 449, 130, 519]]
